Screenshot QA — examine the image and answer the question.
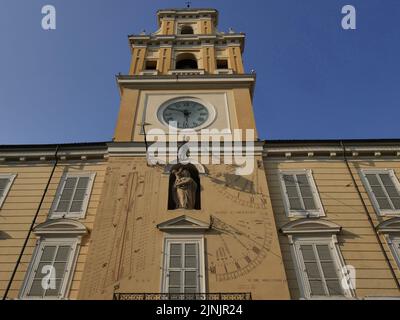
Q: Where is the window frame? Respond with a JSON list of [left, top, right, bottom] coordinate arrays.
[[145, 60, 158, 71], [279, 169, 325, 218], [216, 59, 229, 70], [161, 235, 206, 295], [19, 237, 80, 300], [50, 172, 96, 219], [0, 173, 16, 209], [387, 236, 400, 270], [360, 169, 400, 216], [290, 235, 353, 300]]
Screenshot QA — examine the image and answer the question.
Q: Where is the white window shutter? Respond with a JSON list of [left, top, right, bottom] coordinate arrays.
[[364, 170, 400, 212], [0, 178, 10, 198], [165, 240, 202, 294], [297, 242, 345, 298], [52, 173, 95, 219], [0, 174, 16, 208], [25, 242, 76, 299], [283, 174, 302, 211]]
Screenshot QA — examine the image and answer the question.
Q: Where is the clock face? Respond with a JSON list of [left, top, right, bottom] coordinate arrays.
[[162, 100, 210, 129]]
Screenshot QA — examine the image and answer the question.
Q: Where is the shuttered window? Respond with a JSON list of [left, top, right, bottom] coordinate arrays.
[[163, 239, 204, 295], [298, 244, 344, 297], [280, 170, 324, 217], [362, 170, 400, 215], [0, 174, 16, 208], [390, 237, 400, 269], [167, 242, 199, 294], [22, 240, 78, 299], [51, 173, 95, 219]]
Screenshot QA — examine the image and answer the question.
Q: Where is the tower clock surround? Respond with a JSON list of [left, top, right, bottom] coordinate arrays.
[[157, 97, 217, 131]]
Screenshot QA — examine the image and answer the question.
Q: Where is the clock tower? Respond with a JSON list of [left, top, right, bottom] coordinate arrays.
[[113, 8, 257, 142], [78, 8, 290, 300]]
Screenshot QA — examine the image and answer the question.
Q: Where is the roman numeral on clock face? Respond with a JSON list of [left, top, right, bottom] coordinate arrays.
[[162, 100, 210, 129]]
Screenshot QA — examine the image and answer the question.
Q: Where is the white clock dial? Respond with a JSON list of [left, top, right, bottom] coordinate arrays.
[[162, 100, 210, 129]]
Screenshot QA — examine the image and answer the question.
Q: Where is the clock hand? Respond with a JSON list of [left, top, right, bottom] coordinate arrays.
[[168, 108, 186, 113]]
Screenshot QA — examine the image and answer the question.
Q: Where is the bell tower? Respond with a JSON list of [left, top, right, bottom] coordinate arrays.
[[113, 8, 257, 142], [79, 8, 289, 300]]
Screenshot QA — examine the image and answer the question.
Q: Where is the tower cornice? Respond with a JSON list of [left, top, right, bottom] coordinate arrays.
[[116, 74, 256, 97], [128, 34, 246, 52], [156, 8, 219, 27]]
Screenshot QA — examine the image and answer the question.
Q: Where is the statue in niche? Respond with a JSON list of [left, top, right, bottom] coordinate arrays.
[[169, 164, 201, 210]]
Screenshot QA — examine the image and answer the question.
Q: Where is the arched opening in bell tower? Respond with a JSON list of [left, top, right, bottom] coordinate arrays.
[[180, 25, 194, 35], [176, 53, 198, 70]]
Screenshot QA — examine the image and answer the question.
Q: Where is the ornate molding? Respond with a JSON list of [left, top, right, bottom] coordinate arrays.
[[33, 219, 88, 236], [280, 218, 342, 235]]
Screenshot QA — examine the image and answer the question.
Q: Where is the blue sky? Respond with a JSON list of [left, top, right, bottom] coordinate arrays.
[[0, 0, 399, 144]]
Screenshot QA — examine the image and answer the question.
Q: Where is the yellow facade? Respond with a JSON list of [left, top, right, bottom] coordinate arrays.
[[0, 145, 108, 299], [264, 142, 400, 298], [0, 8, 399, 301]]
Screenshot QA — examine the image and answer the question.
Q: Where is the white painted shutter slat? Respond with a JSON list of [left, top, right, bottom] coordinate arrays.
[[296, 174, 317, 210], [283, 174, 302, 210]]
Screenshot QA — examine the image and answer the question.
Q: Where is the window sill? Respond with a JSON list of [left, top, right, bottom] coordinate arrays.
[[301, 296, 354, 300], [49, 214, 86, 220], [139, 70, 159, 76], [287, 211, 325, 218], [214, 69, 233, 75]]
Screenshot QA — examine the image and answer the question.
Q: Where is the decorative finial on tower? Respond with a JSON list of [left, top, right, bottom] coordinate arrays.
[[186, 0, 191, 8]]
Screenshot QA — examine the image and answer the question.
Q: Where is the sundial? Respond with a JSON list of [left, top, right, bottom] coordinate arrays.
[[206, 165, 268, 209], [208, 215, 273, 282]]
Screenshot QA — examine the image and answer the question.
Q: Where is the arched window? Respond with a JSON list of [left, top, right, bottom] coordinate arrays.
[[176, 53, 198, 70], [168, 164, 201, 210], [180, 25, 194, 35]]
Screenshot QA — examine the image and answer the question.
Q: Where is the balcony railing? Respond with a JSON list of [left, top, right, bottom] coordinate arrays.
[[113, 293, 252, 301], [168, 69, 206, 76]]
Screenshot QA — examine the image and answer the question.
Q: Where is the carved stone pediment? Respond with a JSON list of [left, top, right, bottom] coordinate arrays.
[[157, 215, 210, 232], [33, 219, 88, 236], [280, 218, 342, 235]]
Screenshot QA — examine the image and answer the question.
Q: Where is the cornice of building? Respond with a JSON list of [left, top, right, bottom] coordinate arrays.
[[128, 34, 245, 52], [1, 140, 399, 163], [0, 142, 109, 163], [263, 139, 400, 160]]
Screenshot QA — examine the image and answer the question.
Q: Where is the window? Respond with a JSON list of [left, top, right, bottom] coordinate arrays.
[[20, 238, 79, 299], [50, 172, 95, 219], [145, 60, 157, 70], [360, 169, 400, 216], [389, 236, 400, 269], [281, 219, 353, 300], [292, 238, 352, 299], [216, 59, 229, 69], [162, 238, 205, 295], [295, 241, 343, 297], [377, 218, 400, 270], [0, 173, 16, 209], [279, 170, 324, 217]]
